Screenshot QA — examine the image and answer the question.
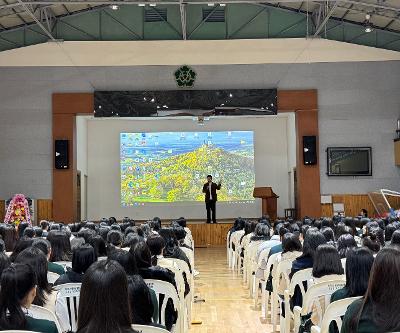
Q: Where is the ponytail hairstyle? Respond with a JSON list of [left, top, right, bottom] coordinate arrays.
[[15, 247, 51, 306], [0, 264, 37, 330]]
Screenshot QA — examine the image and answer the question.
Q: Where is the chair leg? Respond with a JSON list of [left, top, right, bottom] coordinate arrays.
[[261, 281, 268, 319]]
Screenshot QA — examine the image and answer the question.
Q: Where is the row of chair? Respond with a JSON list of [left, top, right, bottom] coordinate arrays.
[[226, 229, 360, 333]]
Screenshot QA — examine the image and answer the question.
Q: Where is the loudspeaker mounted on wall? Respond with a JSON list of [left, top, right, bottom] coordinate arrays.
[[303, 136, 317, 165], [55, 139, 69, 169]]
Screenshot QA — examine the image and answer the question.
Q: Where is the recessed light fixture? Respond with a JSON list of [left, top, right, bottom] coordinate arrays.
[[219, 3, 226, 6], [109, 4, 119, 10], [207, 3, 215, 6], [149, 3, 157, 6], [138, 3, 146, 6]]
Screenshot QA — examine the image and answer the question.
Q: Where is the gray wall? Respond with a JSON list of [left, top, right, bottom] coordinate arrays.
[[0, 61, 399, 200]]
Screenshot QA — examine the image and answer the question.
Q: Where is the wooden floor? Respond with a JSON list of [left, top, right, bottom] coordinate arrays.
[[190, 247, 273, 333]]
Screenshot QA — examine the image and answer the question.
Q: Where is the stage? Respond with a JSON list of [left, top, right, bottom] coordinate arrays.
[[141, 219, 233, 247]]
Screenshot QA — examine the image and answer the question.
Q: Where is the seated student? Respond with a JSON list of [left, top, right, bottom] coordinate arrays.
[[273, 233, 303, 295], [0, 264, 58, 333], [0, 224, 17, 252], [40, 220, 50, 237], [362, 233, 381, 254], [321, 227, 335, 245], [158, 228, 192, 272], [32, 238, 65, 275], [267, 225, 290, 259], [328, 248, 374, 333], [23, 227, 36, 238], [54, 244, 97, 285], [256, 223, 281, 262], [15, 247, 56, 312], [106, 230, 124, 254], [147, 234, 190, 296], [17, 221, 30, 239], [310, 245, 344, 326], [34, 227, 44, 238], [391, 229, 400, 247], [0, 240, 11, 276], [47, 231, 72, 262], [173, 225, 193, 250], [9, 236, 33, 262], [337, 234, 357, 258], [290, 229, 327, 308], [76, 260, 138, 333], [128, 275, 164, 328], [341, 247, 400, 333], [88, 234, 108, 258], [131, 241, 177, 331]]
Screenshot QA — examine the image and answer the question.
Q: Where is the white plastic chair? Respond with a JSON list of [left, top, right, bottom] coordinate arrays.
[[310, 297, 362, 333], [253, 247, 271, 306], [28, 304, 63, 333], [132, 324, 170, 333], [230, 230, 244, 270], [341, 258, 346, 273], [260, 252, 280, 320], [282, 268, 313, 333], [54, 283, 82, 332], [272, 258, 295, 332], [293, 279, 346, 333], [180, 247, 194, 274], [144, 279, 183, 333], [47, 272, 60, 284]]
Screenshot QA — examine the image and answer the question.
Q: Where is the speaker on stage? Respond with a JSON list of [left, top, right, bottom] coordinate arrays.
[[55, 139, 69, 169], [303, 136, 317, 165]]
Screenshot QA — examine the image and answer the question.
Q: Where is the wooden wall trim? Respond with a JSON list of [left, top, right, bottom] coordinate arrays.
[[278, 90, 318, 111]]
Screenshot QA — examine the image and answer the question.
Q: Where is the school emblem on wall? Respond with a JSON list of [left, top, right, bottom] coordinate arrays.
[[174, 65, 197, 88]]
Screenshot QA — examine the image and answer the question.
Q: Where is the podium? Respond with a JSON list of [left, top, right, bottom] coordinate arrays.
[[253, 187, 279, 220]]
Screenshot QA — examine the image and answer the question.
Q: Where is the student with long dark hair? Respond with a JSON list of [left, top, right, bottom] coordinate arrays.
[[0, 264, 58, 333], [391, 229, 400, 246], [15, 247, 55, 311], [337, 234, 357, 259], [76, 260, 137, 333], [0, 224, 17, 251], [130, 241, 177, 331], [0, 249, 10, 277], [9, 236, 33, 262], [47, 231, 72, 262], [290, 229, 327, 308], [341, 246, 400, 333], [54, 244, 97, 285], [107, 248, 137, 276], [32, 238, 65, 275], [158, 228, 191, 272]]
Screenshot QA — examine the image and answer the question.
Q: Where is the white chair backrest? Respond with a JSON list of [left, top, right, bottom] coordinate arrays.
[[132, 324, 170, 333], [54, 283, 82, 332], [5, 251, 12, 257], [341, 258, 346, 272], [28, 304, 63, 333], [144, 279, 181, 329], [180, 247, 194, 270], [272, 258, 293, 291], [318, 297, 362, 333], [231, 230, 244, 248], [288, 268, 313, 295], [301, 279, 347, 323], [53, 261, 72, 270], [257, 248, 271, 266], [47, 272, 60, 284], [264, 252, 281, 279]]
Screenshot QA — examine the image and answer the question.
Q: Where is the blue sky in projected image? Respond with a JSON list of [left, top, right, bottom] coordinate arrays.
[[120, 131, 254, 160]]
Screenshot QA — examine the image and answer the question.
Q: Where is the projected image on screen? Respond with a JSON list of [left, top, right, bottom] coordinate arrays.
[[120, 131, 255, 205]]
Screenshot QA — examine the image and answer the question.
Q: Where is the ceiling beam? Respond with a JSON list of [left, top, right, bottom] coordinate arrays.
[[314, 1, 339, 36], [0, 0, 399, 12], [16, 0, 56, 40]]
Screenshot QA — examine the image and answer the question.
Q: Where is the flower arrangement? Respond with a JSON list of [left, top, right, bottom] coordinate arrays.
[[4, 194, 31, 226]]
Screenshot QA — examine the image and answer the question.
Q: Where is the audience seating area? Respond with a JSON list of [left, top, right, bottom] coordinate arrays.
[[0, 217, 195, 333], [226, 215, 400, 333]]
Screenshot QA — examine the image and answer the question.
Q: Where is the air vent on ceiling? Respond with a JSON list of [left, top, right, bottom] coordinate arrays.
[[202, 8, 225, 22], [145, 8, 167, 22]]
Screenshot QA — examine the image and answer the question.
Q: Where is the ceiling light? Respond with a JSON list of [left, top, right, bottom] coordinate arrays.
[[138, 3, 146, 6], [365, 25, 373, 33], [207, 3, 215, 6], [109, 4, 119, 10], [219, 3, 226, 6], [149, 3, 156, 6]]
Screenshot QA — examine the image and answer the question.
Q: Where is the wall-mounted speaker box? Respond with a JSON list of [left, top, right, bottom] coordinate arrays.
[[303, 136, 317, 165], [55, 140, 69, 169]]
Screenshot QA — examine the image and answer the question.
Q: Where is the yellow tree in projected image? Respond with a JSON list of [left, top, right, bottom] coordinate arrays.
[[120, 131, 255, 205]]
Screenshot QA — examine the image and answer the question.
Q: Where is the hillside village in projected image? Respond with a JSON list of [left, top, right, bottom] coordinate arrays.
[[120, 131, 255, 206]]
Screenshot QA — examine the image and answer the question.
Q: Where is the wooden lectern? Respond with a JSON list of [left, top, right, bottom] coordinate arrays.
[[253, 187, 279, 220]]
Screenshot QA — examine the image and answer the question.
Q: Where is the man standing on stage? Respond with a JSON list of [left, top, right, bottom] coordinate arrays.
[[202, 175, 221, 224]]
